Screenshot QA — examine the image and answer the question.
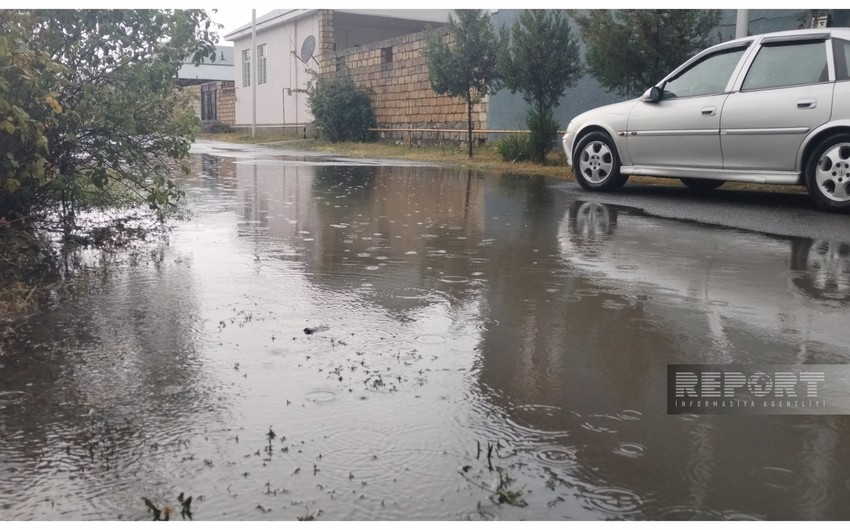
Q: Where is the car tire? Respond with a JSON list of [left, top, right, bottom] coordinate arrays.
[[805, 133, 850, 213], [790, 238, 850, 302], [680, 178, 724, 192], [568, 200, 618, 240], [572, 132, 628, 192]]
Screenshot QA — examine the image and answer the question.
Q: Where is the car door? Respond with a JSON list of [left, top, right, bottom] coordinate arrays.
[[626, 45, 749, 169], [720, 35, 833, 172]]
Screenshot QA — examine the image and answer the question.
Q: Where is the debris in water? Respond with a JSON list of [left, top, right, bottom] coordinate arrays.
[[177, 492, 192, 520], [303, 325, 329, 335], [142, 497, 161, 521], [297, 508, 321, 521]]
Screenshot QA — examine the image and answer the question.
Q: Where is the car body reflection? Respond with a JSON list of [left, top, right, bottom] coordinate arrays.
[[558, 200, 850, 363]]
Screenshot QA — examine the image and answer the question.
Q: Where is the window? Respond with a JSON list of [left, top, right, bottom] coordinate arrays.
[[257, 44, 268, 85], [834, 38, 850, 81], [241, 48, 251, 87], [381, 46, 393, 64], [742, 41, 828, 91], [663, 47, 747, 98]]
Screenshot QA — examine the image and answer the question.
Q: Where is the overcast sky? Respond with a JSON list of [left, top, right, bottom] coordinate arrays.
[[208, 6, 254, 41]]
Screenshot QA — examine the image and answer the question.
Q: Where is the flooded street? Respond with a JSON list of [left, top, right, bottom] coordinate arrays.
[[3, 140, 850, 520]]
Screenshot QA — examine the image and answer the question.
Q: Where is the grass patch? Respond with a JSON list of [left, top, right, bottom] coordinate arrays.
[[197, 131, 306, 144], [0, 227, 55, 319], [0, 281, 38, 316]]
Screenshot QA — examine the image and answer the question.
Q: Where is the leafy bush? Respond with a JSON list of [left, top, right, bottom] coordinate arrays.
[[0, 10, 217, 233], [496, 134, 531, 162], [526, 109, 560, 163], [306, 73, 375, 143]]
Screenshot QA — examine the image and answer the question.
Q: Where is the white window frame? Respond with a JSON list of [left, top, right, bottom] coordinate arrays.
[[241, 48, 251, 87], [257, 44, 268, 85]]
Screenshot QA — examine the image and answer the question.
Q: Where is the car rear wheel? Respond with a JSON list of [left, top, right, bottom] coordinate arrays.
[[680, 178, 724, 192], [805, 133, 850, 213], [573, 132, 628, 192]]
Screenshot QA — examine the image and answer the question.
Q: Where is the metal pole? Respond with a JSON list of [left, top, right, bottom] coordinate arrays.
[[251, 9, 257, 138], [735, 9, 749, 39]]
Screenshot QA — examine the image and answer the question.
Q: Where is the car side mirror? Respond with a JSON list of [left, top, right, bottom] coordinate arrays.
[[644, 86, 663, 103]]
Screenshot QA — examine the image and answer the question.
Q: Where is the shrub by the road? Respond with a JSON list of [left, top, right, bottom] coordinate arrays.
[[307, 73, 375, 143], [496, 134, 531, 162]]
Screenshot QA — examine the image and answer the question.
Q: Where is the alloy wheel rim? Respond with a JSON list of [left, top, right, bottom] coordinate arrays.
[[815, 143, 850, 202], [579, 141, 614, 184]]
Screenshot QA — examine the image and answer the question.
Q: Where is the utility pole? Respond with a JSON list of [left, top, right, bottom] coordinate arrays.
[[735, 9, 749, 39], [251, 9, 257, 138]]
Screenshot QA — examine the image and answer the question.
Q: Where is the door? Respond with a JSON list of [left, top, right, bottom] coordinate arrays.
[[627, 46, 748, 169], [721, 38, 833, 171], [201, 82, 217, 121]]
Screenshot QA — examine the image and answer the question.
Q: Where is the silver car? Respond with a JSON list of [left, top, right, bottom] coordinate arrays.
[[562, 28, 850, 213]]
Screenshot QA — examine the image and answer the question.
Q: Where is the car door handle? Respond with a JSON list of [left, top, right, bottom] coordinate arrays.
[[798, 99, 817, 109], [701, 107, 717, 116]]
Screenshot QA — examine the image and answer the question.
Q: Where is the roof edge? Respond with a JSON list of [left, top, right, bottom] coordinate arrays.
[[224, 9, 317, 41]]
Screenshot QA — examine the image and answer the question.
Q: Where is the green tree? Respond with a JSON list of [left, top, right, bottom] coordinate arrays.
[[498, 10, 582, 163], [425, 10, 500, 159], [570, 9, 721, 98], [306, 71, 376, 143], [0, 10, 218, 236]]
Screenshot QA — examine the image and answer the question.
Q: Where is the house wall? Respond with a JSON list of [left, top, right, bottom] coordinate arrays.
[[232, 13, 319, 129], [334, 29, 487, 146]]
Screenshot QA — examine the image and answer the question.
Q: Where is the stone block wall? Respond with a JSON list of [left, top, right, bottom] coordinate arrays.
[[332, 29, 488, 146], [318, 10, 336, 75], [217, 83, 236, 126]]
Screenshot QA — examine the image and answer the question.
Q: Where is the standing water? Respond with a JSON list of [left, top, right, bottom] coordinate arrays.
[[2, 141, 850, 520]]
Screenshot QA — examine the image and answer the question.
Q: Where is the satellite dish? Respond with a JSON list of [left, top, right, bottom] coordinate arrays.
[[300, 36, 316, 64]]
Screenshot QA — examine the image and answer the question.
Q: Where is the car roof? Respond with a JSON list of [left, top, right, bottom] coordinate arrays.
[[722, 26, 850, 47]]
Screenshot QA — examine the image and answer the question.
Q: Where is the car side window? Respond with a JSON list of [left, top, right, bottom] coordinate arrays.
[[834, 38, 850, 81], [742, 40, 828, 90], [663, 47, 747, 99]]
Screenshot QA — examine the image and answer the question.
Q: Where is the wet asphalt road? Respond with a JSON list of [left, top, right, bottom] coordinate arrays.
[[553, 180, 850, 242], [3, 141, 850, 520]]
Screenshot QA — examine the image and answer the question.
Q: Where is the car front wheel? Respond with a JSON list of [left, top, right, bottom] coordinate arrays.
[[806, 133, 850, 213], [572, 132, 628, 192]]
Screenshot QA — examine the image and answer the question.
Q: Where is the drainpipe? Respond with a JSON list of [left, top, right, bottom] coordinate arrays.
[[251, 9, 257, 138], [735, 9, 749, 39]]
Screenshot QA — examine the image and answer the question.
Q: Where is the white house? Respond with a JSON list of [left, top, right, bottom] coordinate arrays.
[[224, 9, 451, 133], [177, 45, 234, 86]]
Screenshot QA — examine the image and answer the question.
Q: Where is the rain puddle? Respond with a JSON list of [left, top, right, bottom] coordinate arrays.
[[1, 143, 850, 520]]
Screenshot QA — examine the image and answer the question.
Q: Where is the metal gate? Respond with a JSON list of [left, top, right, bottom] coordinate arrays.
[[201, 82, 217, 121]]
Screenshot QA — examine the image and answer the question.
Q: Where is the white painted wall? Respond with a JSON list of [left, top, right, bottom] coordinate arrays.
[[232, 13, 318, 128]]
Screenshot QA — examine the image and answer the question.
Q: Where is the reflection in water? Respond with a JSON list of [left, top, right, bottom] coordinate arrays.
[[0, 248, 223, 519], [2, 150, 850, 520]]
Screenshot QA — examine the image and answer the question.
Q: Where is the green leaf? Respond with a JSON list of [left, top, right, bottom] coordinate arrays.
[[5, 178, 20, 193]]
